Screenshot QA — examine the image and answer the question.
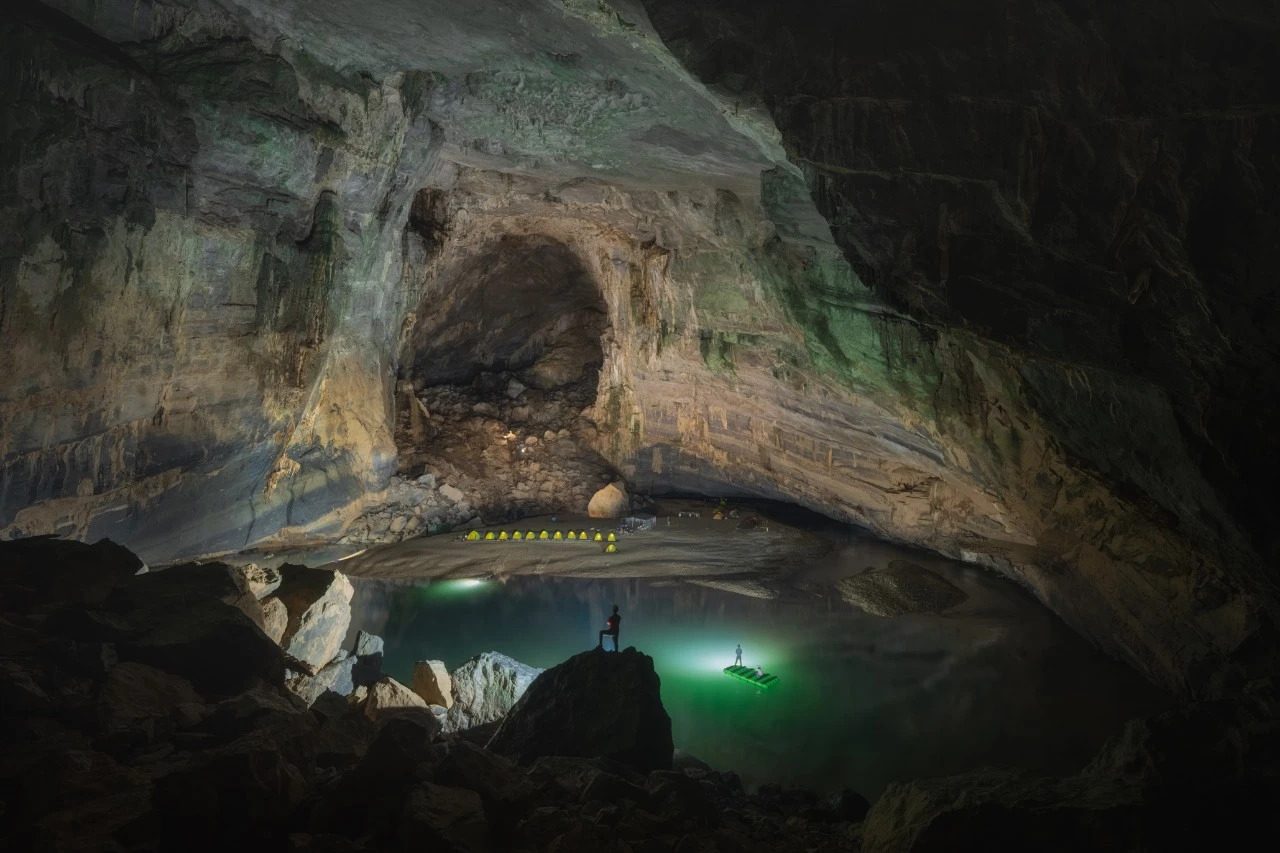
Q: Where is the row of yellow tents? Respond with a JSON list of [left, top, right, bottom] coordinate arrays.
[[466, 529, 618, 543]]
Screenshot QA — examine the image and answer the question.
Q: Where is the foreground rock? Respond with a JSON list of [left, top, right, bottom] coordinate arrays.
[[275, 565, 354, 674], [837, 560, 969, 617], [445, 652, 543, 733], [488, 647, 674, 772]]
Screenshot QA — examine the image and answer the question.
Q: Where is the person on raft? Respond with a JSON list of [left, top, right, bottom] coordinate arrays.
[[754, 664, 764, 679], [598, 604, 621, 651], [734, 643, 743, 666]]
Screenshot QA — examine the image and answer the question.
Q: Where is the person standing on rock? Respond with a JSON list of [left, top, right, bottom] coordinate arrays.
[[734, 643, 743, 666], [597, 604, 621, 652]]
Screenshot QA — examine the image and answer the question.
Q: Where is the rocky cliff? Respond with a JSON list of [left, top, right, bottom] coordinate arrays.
[[2, 0, 1277, 694]]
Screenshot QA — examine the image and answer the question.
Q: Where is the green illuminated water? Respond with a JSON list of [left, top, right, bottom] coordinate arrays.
[[347, 564, 1164, 797]]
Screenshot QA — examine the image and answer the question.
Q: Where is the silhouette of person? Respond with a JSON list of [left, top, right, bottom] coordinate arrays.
[[734, 643, 743, 666], [597, 604, 621, 651]]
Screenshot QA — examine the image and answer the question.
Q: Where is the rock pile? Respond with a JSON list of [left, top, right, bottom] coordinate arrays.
[[0, 536, 865, 852], [395, 371, 616, 525]]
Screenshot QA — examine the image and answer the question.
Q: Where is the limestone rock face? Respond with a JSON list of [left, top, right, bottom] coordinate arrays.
[[587, 482, 629, 519], [413, 660, 454, 709], [488, 647, 673, 772], [836, 562, 969, 617], [0, 0, 1275, 697], [275, 566, 354, 675], [445, 652, 543, 733]]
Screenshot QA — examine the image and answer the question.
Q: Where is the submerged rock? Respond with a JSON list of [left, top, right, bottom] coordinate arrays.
[[836, 560, 968, 617], [446, 652, 543, 733], [276, 565, 354, 674], [487, 647, 673, 772]]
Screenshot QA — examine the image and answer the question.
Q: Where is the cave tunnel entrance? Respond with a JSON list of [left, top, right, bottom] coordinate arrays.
[[397, 234, 615, 520]]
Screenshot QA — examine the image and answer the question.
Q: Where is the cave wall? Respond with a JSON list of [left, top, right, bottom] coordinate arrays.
[[1, 0, 1276, 694]]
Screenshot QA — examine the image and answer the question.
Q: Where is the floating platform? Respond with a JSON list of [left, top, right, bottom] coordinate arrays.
[[723, 665, 779, 688]]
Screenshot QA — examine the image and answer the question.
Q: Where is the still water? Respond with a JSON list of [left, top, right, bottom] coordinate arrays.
[[346, 560, 1165, 798]]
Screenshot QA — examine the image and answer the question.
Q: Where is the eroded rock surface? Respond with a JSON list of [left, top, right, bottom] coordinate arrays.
[[446, 651, 543, 734], [488, 647, 674, 773], [275, 565, 354, 675]]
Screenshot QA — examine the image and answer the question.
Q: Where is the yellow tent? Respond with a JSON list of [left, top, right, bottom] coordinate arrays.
[[606, 532, 617, 542], [527, 531, 537, 540], [512, 531, 522, 540], [593, 532, 604, 542], [484, 531, 496, 540], [466, 530, 480, 541], [567, 531, 577, 540], [539, 530, 549, 540], [579, 531, 589, 540], [553, 531, 563, 540], [604, 542, 618, 553], [498, 531, 509, 540]]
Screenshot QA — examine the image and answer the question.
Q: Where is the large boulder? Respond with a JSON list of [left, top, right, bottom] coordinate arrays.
[[286, 653, 357, 707], [445, 652, 543, 733], [836, 560, 968, 617], [587, 482, 629, 518], [412, 660, 454, 708], [114, 565, 287, 696], [487, 647, 673, 772], [364, 676, 441, 735], [97, 661, 204, 732], [275, 565, 354, 675]]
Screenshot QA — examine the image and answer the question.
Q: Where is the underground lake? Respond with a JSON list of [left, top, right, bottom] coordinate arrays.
[[339, 513, 1167, 798]]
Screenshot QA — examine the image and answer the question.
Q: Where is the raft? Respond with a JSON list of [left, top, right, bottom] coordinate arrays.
[[723, 665, 779, 688]]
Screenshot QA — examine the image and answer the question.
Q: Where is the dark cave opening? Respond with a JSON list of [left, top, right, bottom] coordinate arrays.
[[395, 235, 617, 520]]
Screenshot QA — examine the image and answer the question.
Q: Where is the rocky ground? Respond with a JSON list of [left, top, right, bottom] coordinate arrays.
[[5, 536, 1280, 851], [0, 537, 869, 851]]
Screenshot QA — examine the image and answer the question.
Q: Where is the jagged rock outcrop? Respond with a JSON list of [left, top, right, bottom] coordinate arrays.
[[228, 563, 282, 600], [488, 647, 674, 772], [445, 652, 543, 733], [275, 565, 353, 675]]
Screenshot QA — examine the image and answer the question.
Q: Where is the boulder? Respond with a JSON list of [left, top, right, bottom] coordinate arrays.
[[352, 630, 385, 688], [399, 783, 490, 851], [487, 647, 673, 772], [836, 560, 968, 617], [440, 484, 466, 504], [287, 655, 357, 707], [227, 563, 282, 600], [587, 481, 629, 518], [364, 676, 441, 735], [276, 565, 354, 675], [412, 659, 454, 708], [97, 661, 203, 732], [260, 596, 288, 645], [445, 652, 543, 732]]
